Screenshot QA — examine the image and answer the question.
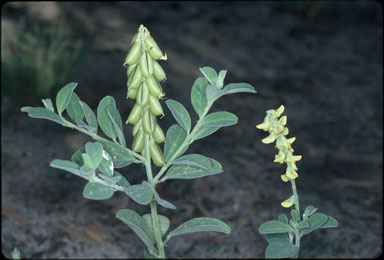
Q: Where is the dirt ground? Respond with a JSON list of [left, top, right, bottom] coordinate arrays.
[[1, 2, 382, 259]]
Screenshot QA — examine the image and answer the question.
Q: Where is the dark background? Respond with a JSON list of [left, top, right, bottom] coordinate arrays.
[[1, 1, 382, 258]]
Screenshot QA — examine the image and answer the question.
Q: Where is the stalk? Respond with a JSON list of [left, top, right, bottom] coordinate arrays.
[[290, 179, 301, 258], [144, 134, 165, 259]]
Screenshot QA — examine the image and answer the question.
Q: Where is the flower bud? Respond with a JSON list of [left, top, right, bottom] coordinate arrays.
[[281, 196, 295, 208]]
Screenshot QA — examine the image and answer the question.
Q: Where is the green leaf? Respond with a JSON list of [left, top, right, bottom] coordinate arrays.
[[164, 124, 187, 162], [107, 105, 126, 147], [83, 182, 115, 200], [79, 101, 98, 134], [166, 99, 191, 133], [265, 233, 289, 244], [142, 214, 170, 243], [97, 96, 118, 140], [21, 107, 65, 126], [298, 221, 309, 229], [164, 158, 222, 180], [265, 240, 298, 259], [216, 70, 227, 89], [303, 205, 317, 218], [167, 217, 230, 239], [300, 213, 328, 236], [56, 82, 78, 115], [278, 214, 289, 224], [81, 153, 93, 169], [85, 142, 103, 169], [222, 82, 256, 95], [191, 77, 208, 117], [143, 247, 158, 259], [100, 140, 135, 168], [116, 209, 155, 251], [50, 159, 88, 179], [66, 93, 84, 122], [259, 220, 294, 234], [205, 84, 223, 103], [320, 215, 338, 229], [199, 67, 217, 86], [124, 184, 153, 205], [192, 126, 220, 141], [172, 154, 211, 169], [41, 98, 54, 112], [114, 171, 130, 187], [12, 247, 20, 260], [98, 150, 114, 177], [71, 146, 85, 165], [200, 112, 238, 128], [291, 209, 299, 223]]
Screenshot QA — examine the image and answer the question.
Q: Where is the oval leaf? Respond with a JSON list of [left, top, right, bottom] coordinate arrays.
[[100, 140, 135, 168], [21, 107, 65, 126], [320, 215, 339, 229], [116, 209, 155, 251], [300, 213, 328, 236], [114, 171, 130, 187], [192, 126, 220, 141], [83, 182, 115, 200], [191, 77, 208, 117], [97, 96, 117, 139], [164, 124, 187, 162], [222, 83, 256, 95], [124, 184, 153, 205], [166, 99, 191, 133], [66, 93, 84, 122], [50, 159, 87, 179], [167, 217, 230, 239], [85, 142, 103, 169], [71, 146, 85, 165], [41, 98, 54, 112], [56, 82, 78, 115], [80, 101, 98, 134], [164, 158, 222, 180], [172, 154, 211, 169], [265, 240, 298, 259], [200, 111, 238, 128], [142, 214, 170, 243], [107, 105, 126, 147], [98, 150, 114, 177], [259, 220, 294, 234], [265, 233, 289, 244], [199, 67, 217, 86]]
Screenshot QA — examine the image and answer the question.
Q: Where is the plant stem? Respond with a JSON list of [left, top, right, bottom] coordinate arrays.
[[144, 134, 165, 259], [60, 116, 145, 161], [290, 179, 301, 258], [153, 101, 214, 183]]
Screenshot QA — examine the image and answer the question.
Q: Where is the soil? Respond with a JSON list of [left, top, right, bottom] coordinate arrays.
[[1, 2, 382, 259]]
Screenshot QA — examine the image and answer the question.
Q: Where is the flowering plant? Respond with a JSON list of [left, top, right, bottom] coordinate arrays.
[[256, 105, 338, 259], [21, 25, 256, 258]]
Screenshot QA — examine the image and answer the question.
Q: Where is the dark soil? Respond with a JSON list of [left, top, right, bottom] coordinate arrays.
[[2, 2, 382, 259]]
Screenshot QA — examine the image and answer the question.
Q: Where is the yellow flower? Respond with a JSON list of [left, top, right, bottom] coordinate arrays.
[[282, 127, 289, 136], [262, 133, 276, 144], [274, 124, 285, 134], [287, 137, 296, 144], [256, 120, 270, 131], [279, 115, 287, 125], [274, 150, 285, 164], [286, 166, 298, 179], [276, 105, 285, 116], [281, 174, 289, 182], [281, 196, 295, 208]]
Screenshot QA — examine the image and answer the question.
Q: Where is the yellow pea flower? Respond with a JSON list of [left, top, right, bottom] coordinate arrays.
[[281, 174, 289, 182], [279, 115, 287, 125], [276, 105, 285, 116], [281, 196, 295, 208], [262, 133, 276, 144]]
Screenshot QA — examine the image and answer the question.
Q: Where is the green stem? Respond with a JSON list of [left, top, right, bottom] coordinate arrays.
[[153, 101, 214, 183], [144, 135, 165, 259], [290, 179, 300, 258], [60, 115, 146, 162]]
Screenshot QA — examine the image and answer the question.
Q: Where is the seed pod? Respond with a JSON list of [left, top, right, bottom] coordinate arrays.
[[146, 75, 162, 98], [132, 118, 142, 136], [140, 82, 150, 107], [126, 104, 142, 125], [130, 32, 138, 46], [153, 123, 165, 143], [149, 94, 163, 116], [124, 40, 141, 66], [143, 109, 156, 134], [149, 141, 165, 166], [136, 84, 143, 106], [127, 88, 137, 99], [127, 63, 138, 78], [144, 34, 163, 60], [153, 60, 166, 81], [128, 65, 142, 90], [140, 51, 154, 77], [132, 128, 145, 152]]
